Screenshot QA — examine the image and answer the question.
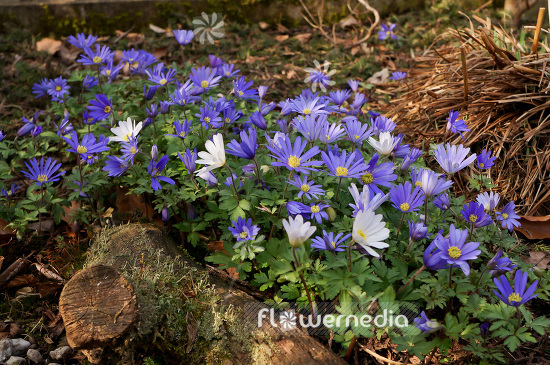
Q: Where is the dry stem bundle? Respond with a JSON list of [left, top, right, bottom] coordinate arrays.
[[387, 17, 550, 215]]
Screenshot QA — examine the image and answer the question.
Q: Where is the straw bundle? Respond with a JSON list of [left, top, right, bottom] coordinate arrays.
[[387, 16, 550, 215]]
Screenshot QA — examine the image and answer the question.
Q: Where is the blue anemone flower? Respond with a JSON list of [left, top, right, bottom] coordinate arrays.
[[22, 157, 65, 186], [226, 129, 257, 160], [148, 155, 175, 191], [229, 217, 260, 242], [311, 231, 351, 252], [267, 136, 323, 174], [493, 270, 538, 307]]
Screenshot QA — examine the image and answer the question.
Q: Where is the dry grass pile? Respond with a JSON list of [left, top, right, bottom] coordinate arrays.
[[387, 15, 550, 215]]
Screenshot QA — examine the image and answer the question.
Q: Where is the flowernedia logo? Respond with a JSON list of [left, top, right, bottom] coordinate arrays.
[[192, 12, 225, 45], [258, 308, 409, 333], [248, 301, 420, 336]]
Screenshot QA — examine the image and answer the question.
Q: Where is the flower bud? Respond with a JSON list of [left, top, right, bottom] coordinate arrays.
[[151, 145, 158, 160], [326, 207, 337, 222], [162, 206, 169, 222]]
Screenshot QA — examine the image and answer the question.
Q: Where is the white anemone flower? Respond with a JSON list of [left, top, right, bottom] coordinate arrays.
[[367, 132, 399, 156], [352, 208, 390, 258], [348, 183, 389, 214], [283, 214, 316, 248], [195, 133, 226, 175], [110, 117, 143, 143]]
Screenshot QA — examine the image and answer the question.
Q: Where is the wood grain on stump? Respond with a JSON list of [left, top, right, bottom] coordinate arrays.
[[59, 264, 137, 350]]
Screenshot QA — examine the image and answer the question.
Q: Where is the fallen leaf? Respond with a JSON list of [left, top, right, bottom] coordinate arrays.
[[149, 23, 168, 34], [36, 38, 62, 55], [0, 258, 27, 286], [521, 251, 550, 269], [0, 218, 15, 243], [28, 220, 54, 232], [6, 274, 38, 289], [338, 14, 361, 28], [245, 55, 267, 64], [367, 68, 390, 85], [258, 21, 270, 30], [115, 30, 144, 43], [515, 215, 550, 239], [286, 69, 298, 79], [15, 286, 38, 299], [151, 47, 168, 59], [276, 23, 291, 34], [0, 257, 3, 272], [58, 45, 78, 65], [206, 241, 226, 253], [115, 187, 154, 220], [39, 282, 64, 297], [275, 34, 289, 42], [62, 200, 81, 224], [293, 33, 312, 42], [351, 46, 361, 56], [33, 263, 65, 283]]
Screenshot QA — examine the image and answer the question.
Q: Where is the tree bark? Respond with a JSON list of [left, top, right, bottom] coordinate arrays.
[[59, 223, 346, 364]]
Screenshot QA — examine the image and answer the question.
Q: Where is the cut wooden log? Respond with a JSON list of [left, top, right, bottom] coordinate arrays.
[[59, 224, 346, 364]]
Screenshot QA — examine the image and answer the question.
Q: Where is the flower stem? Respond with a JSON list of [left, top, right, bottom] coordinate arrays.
[[253, 158, 262, 185], [516, 307, 522, 334], [424, 198, 429, 226], [293, 247, 316, 319], [224, 164, 241, 201], [396, 212, 405, 239], [348, 239, 355, 272], [335, 177, 343, 201], [396, 265, 425, 296]]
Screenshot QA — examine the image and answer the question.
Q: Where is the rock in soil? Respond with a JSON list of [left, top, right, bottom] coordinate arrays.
[[27, 348, 44, 364], [5, 356, 26, 365], [49, 346, 72, 361], [10, 339, 30, 356], [0, 338, 13, 362]]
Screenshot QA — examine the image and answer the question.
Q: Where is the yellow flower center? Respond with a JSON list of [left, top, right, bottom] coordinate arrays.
[[361, 173, 373, 184], [179, 131, 186, 137], [336, 167, 348, 177], [469, 214, 478, 223], [415, 181, 422, 187], [226, 71, 230, 76], [508, 293, 522, 303], [159, 78, 167, 85], [120, 164, 125, 169], [300, 184, 310, 193], [331, 241, 336, 248], [130, 147, 137, 154], [479, 163, 484, 168], [104, 106, 111, 113], [105, 70, 111, 76], [386, 31, 391, 36], [87, 118, 94, 123], [448, 246, 462, 259], [238, 91, 244, 96], [399, 203, 410, 212], [355, 135, 360, 139], [502, 213, 509, 219], [311, 205, 320, 213], [37, 174, 48, 183], [123, 134, 131, 142], [77, 145, 88, 154], [240, 232, 248, 239], [201, 80, 209, 88], [93, 56, 102, 63], [303, 108, 311, 115], [357, 230, 366, 239], [204, 117, 211, 123], [55, 86, 61, 91], [225, 118, 231, 124], [288, 155, 301, 168], [7, 191, 12, 196]]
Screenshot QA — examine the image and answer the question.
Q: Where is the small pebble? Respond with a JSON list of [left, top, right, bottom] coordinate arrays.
[[5, 356, 26, 365], [0, 338, 13, 362], [49, 345, 72, 361], [27, 348, 44, 364], [11, 338, 31, 355]]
